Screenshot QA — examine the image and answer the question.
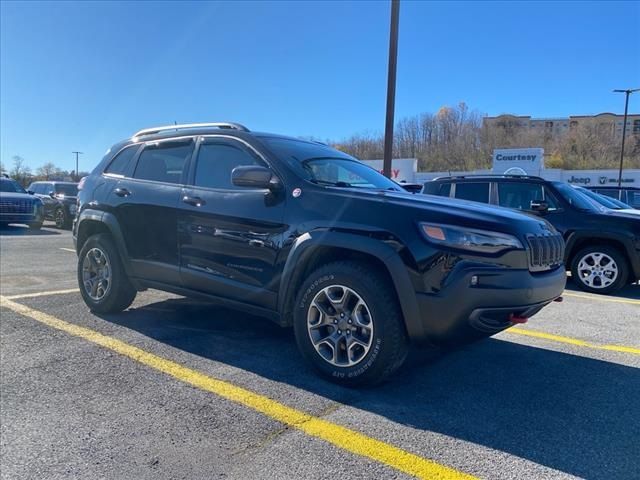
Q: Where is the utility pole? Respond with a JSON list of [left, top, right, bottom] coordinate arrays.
[[613, 88, 639, 188], [72, 151, 83, 181], [383, 0, 400, 179]]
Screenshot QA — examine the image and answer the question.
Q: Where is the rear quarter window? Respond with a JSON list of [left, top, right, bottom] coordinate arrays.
[[423, 182, 451, 196], [105, 145, 140, 176]]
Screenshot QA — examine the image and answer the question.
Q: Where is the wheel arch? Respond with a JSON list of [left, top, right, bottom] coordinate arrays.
[[278, 231, 425, 340], [76, 210, 133, 276]]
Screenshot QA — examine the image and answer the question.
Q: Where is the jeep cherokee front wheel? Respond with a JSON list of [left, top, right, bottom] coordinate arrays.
[[78, 233, 137, 313], [293, 261, 408, 387]]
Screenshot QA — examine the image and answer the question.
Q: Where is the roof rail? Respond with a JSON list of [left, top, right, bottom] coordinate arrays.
[[431, 174, 544, 180], [132, 122, 250, 138]]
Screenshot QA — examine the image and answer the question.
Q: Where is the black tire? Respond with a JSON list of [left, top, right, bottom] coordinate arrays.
[[55, 207, 71, 229], [293, 261, 409, 387], [28, 221, 43, 230], [78, 233, 137, 313], [570, 245, 628, 294]]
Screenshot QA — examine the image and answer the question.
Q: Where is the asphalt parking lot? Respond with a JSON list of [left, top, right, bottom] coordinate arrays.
[[1, 223, 639, 480]]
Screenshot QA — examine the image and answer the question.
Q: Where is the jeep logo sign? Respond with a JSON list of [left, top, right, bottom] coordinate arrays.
[[492, 148, 544, 175]]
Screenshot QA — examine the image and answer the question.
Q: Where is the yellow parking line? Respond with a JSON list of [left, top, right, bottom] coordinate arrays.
[[3, 288, 80, 300], [562, 291, 640, 306], [508, 327, 640, 356], [0, 296, 475, 480], [60, 247, 76, 253]]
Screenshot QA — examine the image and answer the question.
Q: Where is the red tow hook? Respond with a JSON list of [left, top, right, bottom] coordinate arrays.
[[509, 313, 528, 324]]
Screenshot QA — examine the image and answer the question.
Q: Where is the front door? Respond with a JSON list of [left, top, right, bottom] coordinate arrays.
[[178, 136, 287, 310]]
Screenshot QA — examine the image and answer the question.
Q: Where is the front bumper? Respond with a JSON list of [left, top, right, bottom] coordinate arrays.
[[413, 264, 566, 346], [0, 213, 39, 224]]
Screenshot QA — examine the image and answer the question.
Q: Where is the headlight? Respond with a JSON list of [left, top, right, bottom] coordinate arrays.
[[419, 222, 523, 254]]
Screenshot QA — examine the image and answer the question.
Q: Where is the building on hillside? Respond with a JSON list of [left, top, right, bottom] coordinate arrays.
[[483, 112, 640, 138]]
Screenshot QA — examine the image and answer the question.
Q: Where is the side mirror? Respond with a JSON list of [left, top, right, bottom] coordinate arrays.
[[530, 200, 549, 213], [48, 191, 56, 198], [27, 190, 34, 195], [232, 166, 279, 190]]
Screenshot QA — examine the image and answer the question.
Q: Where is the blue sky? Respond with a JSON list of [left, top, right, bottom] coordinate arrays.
[[1, 0, 639, 172]]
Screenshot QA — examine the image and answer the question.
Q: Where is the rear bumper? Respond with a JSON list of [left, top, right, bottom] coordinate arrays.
[[412, 265, 566, 345]]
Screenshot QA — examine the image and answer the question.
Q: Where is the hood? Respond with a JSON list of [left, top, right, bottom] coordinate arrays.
[[354, 189, 555, 236], [0, 191, 39, 202]]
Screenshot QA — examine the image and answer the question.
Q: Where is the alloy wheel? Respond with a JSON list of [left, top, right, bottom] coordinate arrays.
[[576, 252, 618, 289], [82, 247, 112, 301], [307, 285, 374, 367]]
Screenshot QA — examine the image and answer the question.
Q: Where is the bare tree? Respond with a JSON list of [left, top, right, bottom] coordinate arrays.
[[36, 162, 62, 180], [10, 155, 32, 186]]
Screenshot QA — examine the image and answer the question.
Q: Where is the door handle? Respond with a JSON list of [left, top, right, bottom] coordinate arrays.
[[114, 187, 130, 197], [182, 195, 206, 207]]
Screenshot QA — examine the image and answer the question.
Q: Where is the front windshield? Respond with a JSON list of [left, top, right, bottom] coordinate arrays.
[[261, 136, 401, 190], [55, 184, 78, 196], [576, 187, 624, 209], [0, 179, 26, 194], [554, 182, 602, 212]]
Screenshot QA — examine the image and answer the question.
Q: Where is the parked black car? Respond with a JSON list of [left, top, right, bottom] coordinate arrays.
[[585, 186, 640, 209], [423, 175, 640, 294], [0, 177, 44, 229], [27, 181, 78, 229], [74, 123, 565, 385]]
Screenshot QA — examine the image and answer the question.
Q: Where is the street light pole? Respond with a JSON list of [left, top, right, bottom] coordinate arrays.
[[383, 0, 400, 179], [613, 88, 639, 188], [72, 151, 83, 181]]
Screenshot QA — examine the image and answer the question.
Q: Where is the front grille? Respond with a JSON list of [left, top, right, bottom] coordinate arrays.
[[526, 233, 565, 272], [0, 200, 34, 214]]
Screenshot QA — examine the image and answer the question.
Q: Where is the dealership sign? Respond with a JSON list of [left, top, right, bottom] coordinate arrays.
[[567, 174, 636, 185], [492, 148, 544, 175], [360, 158, 417, 183]]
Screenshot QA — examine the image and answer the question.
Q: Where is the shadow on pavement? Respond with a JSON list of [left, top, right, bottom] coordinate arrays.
[[101, 298, 640, 480], [566, 277, 640, 300], [0, 225, 61, 236]]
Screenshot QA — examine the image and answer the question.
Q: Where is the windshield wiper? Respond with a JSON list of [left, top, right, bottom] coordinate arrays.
[[309, 179, 353, 188]]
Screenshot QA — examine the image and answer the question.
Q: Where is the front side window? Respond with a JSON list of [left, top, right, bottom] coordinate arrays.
[[133, 140, 192, 184], [497, 182, 545, 210], [54, 184, 78, 196], [194, 142, 262, 190], [454, 182, 490, 203]]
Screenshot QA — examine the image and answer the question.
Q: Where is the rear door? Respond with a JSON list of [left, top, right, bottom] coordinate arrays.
[[108, 137, 194, 284], [178, 136, 287, 310]]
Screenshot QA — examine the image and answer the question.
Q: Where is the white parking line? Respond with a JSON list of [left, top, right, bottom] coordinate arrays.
[[3, 288, 80, 300], [60, 248, 76, 253]]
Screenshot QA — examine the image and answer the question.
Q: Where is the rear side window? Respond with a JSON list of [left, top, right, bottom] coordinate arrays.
[[105, 145, 139, 176], [628, 191, 640, 207], [134, 140, 192, 184], [454, 182, 489, 203], [423, 182, 451, 196]]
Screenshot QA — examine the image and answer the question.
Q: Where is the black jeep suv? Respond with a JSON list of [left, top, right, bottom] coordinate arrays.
[[27, 181, 78, 229], [74, 123, 565, 385], [423, 175, 640, 295]]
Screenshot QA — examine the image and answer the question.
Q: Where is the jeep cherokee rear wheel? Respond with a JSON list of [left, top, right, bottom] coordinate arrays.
[[293, 261, 408, 387], [570, 245, 628, 294], [78, 233, 137, 313]]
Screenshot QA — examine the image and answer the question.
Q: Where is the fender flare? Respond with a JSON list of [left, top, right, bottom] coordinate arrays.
[[76, 209, 133, 276], [277, 230, 425, 340]]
